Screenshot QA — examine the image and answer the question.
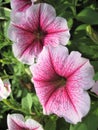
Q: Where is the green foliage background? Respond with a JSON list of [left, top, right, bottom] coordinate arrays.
[[0, 0, 98, 130]]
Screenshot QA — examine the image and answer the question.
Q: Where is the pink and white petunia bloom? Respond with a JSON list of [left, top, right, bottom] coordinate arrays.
[[11, 0, 36, 12], [30, 45, 95, 124], [8, 3, 70, 64], [7, 113, 44, 130], [91, 81, 98, 95], [0, 78, 11, 101]]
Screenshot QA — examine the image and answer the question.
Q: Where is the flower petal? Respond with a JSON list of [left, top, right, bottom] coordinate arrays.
[[91, 81, 98, 95], [39, 3, 56, 29], [30, 46, 64, 81], [26, 119, 43, 130], [26, 4, 41, 30], [8, 23, 42, 64], [47, 45, 69, 76], [44, 84, 90, 124], [0, 78, 4, 100], [11, 0, 32, 11], [44, 17, 70, 46], [0, 79, 11, 100], [12, 42, 33, 65], [68, 60, 95, 90], [7, 114, 44, 130], [8, 24, 33, 44], [48, 47, 95, 89], [7, 114, 25, 130]]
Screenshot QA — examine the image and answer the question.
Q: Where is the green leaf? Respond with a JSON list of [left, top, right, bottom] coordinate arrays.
[[56, 118, 69, 130], [21, 93, 33, 113], [70, 114, 98, 130], [91, 61, 98, 72], [0, 7, 11, 19], [5, 0, 10, 2], [76, 8, 98, 25], [94, 72, 98, 81], [73, 36, 98, 60], [86, 25, 98, 43], [0, 7, 11, 35], [70, 123, 87, 130], [45, 117, 56, 130]]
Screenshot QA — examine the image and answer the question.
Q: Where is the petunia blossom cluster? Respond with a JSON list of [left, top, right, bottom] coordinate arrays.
[[8, 0, 95, 125]]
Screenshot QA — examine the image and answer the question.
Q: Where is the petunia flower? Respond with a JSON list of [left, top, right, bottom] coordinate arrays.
[[8, 3, 70, 65], [11, 0, 36, 12], [0, 78, 11, 101], [7, 113, 44, 130], [30, 45, 95, 124], [91, 81, 98, 95]]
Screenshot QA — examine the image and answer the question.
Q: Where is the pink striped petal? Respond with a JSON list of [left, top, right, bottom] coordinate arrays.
[[68, 60, 95, 90], [30, 46, 65, 81], [39, 3, 56, 29], [25, 4, 41, 30], [44, 17, 70, 46], [48, 47, 95, 89], [11, 0, 34, 12], [7, 114, 25, 130], [43, 85, 90, 124], [26, 3, 56, 32], [8, 24, 33, 44]]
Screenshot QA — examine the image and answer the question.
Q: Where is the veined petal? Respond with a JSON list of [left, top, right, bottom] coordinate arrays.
[[12, 42, 34, 65], [43, 85, 90, 124], [7, 114, 44, 130], [26, 119, 43, 130], [8, 24, 33, 43], [39, 3, 56, 29], [68, 61, 95, 90], [11, 0, 32, 12], [30, 46, 60, 81], [26, 4, 41, 30], [50, 49, 90, 77], [7, 114, 25, 130], [48, 45, 69, 76], [44, 17, 70, 46], [26, 3, 56, 31]]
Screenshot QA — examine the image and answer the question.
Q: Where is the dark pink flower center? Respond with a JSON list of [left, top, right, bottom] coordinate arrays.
[[55, 77, 66, 88], [34, 28, 47, 43]]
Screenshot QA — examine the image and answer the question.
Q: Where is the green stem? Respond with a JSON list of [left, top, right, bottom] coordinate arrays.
[[1, 75, 13, 80], [2, 99, 26, 114], [2, 99, 35, 116]]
